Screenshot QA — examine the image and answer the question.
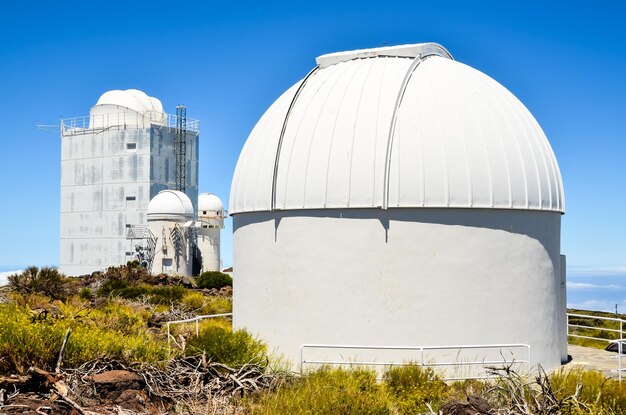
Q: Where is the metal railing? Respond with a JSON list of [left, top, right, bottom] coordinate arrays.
[[567, 312, 626, 380], [166, 313, 232, 351], [300, 343, 531, 381], [61, 112, 199, 135]]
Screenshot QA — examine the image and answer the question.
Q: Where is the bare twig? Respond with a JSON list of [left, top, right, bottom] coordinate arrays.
[[55, 328, 72, 374]]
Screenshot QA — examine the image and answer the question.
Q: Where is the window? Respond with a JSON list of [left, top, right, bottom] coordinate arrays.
[[126, 196, 136, 201], [125, 224, 132, 228], [126, 143, 137, 150]]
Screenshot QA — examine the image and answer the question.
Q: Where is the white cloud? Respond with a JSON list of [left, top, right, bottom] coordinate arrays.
[[568, 282, 625, 291], [0, 270, 21, 286], [567, 267, 626, 277]]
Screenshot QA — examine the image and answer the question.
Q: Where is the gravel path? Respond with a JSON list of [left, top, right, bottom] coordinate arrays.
[[566, 344, 624, 378]]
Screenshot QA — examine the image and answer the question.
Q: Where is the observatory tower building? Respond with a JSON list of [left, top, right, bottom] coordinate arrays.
[[60, 89, 199, 276], [231, 44, 567, 372]]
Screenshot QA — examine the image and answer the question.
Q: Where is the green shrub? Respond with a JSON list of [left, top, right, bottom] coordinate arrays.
[[8, 266, 76, 301], [196, 271, 232, 290], [384, 364, 447, 414], [186, 320, 266, 367], [252, 367, 390, 415], [99, 282, 187, 305], [79, 288, 93, 300]]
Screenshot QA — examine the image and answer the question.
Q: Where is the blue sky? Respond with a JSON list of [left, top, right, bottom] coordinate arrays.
[[0, 1, 625, 280]]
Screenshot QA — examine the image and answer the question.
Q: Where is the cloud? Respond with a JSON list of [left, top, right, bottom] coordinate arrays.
[[568, 282, 625, 291], [568, 267, 626, 277], [0, 270, 21, 286]]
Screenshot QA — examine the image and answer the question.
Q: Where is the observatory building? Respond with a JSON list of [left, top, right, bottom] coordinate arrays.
[[60, 89, 199, 276], [197, 193, 226, 272], [230, 44, 566, 371]]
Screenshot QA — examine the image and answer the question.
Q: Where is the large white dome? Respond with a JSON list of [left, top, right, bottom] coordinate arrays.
[[230, 43, 564, 214], [147, 190, 194, 221]]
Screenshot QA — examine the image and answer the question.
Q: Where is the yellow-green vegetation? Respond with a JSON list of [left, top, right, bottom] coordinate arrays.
[[384, 364, 447, 413], [251, 365, 626, 415], [251, 368, 390, 415], [252, 365, 448, 415], [185, 319, 267, 367], [0, 264, 253, 376], [567, 308, 626, 349], [551, 367, 626, 415], [181, 291, 232, 314], [0, 298, 168, 373]]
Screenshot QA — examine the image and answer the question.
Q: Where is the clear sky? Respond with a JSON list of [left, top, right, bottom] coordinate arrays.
[[0, 1, 624, 277]]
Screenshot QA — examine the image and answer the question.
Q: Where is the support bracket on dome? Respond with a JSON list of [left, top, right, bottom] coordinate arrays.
[[382, 46, 452, 209]]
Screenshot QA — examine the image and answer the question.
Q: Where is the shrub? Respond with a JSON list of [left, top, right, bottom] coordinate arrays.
[[550, 367, 626, 414], [196, 271, 232, 290], [181, 292, 232, 315], [8, 266, 76, 301], [79, 287, 93, 300], [186, 320, 266, 367], [252, 367, 390, 415], [384, 364, 447, 414], [99, 282, 187, 305], [0, 302, 167, 373]]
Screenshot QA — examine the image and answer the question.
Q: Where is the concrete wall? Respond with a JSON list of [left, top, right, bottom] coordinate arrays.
[[233, 208, 564, 372], [60, 126, 198, 276]]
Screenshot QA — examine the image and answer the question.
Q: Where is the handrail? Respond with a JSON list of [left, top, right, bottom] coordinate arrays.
[[60, 113, 200, 135], [300, 343, 531, 381], [567, 312, 626, 381], [166, 313, 232, 351], [568, 312, 626, 324]]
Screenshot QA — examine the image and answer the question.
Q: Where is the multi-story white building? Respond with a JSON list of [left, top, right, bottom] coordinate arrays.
[[59, 89, 199, 276]]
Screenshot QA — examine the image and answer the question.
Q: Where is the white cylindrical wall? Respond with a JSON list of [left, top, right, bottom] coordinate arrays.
[[197, 227, 221, 272], [233, 208, 564, 371]]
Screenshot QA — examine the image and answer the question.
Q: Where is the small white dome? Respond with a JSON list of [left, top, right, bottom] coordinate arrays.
[[230, 43, 564, 214], [89, 89, 166, 128], [147, 190, 194, 221], [198, 193, 224, 214]]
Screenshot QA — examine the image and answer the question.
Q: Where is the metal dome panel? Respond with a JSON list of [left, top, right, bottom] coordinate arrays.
[[229, 44, 564, 214]]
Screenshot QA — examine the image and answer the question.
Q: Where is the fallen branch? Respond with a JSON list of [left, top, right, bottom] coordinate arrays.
[[55, 328, 72, 374]]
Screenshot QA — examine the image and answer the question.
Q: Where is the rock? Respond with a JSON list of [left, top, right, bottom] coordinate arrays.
[[468, 395, 491, 413], [441, 400, 473, 415], [148, 312, 170, 327], [441, 396, 492, 415], [87, 370, 144, 389], [181, 276, 197, 288]]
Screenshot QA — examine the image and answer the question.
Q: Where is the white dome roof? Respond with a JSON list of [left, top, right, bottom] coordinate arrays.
[[94, 89, 164, 114], [198, 193, 224, 213], [230, 43, 564, 214], [147, 190, 194, 221], [89, 89, 166, 128]]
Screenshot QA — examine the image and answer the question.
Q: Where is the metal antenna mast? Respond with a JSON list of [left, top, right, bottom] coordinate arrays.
[[175, 105, 187, 192]]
